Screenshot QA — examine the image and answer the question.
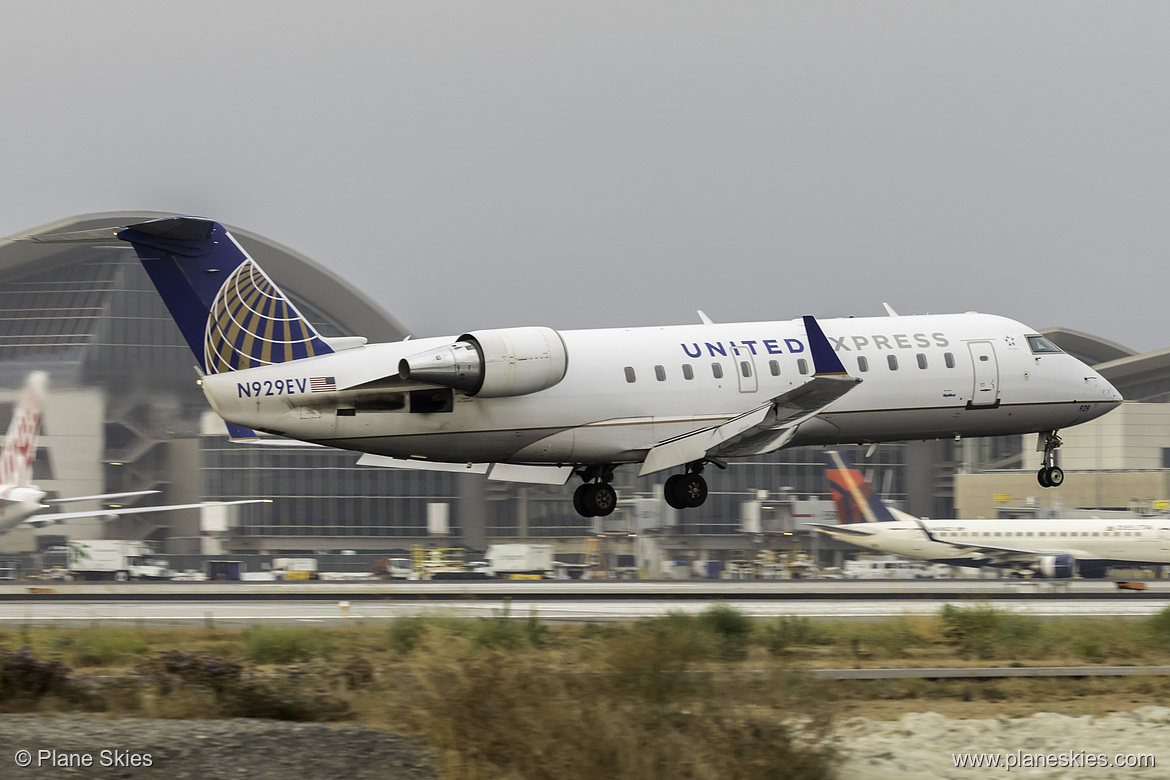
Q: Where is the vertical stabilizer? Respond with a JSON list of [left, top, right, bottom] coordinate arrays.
[[116, 217, 334, 374], [823, 450, 898, 524], [0, 372, 45, 488]]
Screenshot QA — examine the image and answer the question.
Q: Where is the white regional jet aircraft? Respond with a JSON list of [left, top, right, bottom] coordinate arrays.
[[0, 371, 265, 534], [813, 451, 1170, 578], [37, 217, 1122, 518]]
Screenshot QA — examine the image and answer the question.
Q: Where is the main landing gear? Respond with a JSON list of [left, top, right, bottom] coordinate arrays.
[[1037, 430, 1064, 488], [573, 465, 618, 518], [664, 460, 723, 510]]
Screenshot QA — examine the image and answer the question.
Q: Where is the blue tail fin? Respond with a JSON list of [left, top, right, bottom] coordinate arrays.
[[117, 217, 334, 374], [823, 450, 897, 524]]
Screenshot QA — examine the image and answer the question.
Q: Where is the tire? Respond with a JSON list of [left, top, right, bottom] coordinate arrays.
[[664, 474, 688, 509], [680, 473, 708, 508], [1037, 467, 1051, 488], [114, 571, 128, 582], [573, 483, 593, 517], [1047, 466, 1064, 487], [585, 483, 617, 517]]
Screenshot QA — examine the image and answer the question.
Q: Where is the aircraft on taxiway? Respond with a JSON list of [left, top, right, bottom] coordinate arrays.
[[810, 450, 1170, 579], [34, 217, 1122, 518]]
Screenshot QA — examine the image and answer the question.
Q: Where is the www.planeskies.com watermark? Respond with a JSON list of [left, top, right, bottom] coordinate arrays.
[[953, 750, 1154, 771]]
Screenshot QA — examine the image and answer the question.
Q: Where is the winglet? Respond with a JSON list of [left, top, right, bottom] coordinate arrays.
[[911, 516, 940, 543], [802, 316, 848, 376]]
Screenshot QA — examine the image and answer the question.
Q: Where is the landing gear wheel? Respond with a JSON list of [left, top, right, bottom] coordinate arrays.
[[679, 473, 708, 508], [1037, 430, 1064, 489], [573, 483, 592, 517], [664, 474, 688, 509], [583, 483, 617, 517]]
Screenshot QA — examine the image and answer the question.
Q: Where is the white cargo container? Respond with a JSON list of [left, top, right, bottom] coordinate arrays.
[[66, 539, 173, 581], [485, 544, 555, 578]]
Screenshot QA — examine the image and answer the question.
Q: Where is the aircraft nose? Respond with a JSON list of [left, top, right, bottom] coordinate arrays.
[[1093, 373, 1123, 404]]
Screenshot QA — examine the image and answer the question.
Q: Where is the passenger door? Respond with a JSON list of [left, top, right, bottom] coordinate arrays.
[[966, 341, 1000, 408]]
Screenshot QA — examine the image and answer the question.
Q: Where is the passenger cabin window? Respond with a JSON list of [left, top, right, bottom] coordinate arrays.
[[682, 364, 694, 380], [624, 367, 636, 383], [916, 353, 927, 369], [712, 363, 724, 379], [887, 355, 898, 371], [1027, 335, 1063, 354], [769, 360, 780, 376], [655, 365, 666, 382], [797, 359, 809, 375], [944, 352, 955, 368], [857, 356, 869, 372], [740, 361, 752, 378]]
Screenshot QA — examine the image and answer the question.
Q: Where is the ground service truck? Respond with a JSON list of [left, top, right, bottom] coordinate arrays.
[[66, 539, 173, 581], [485, 544, 555, 579]]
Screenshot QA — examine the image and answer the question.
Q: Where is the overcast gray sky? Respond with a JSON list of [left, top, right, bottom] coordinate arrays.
[[2, 2, 1167, 352]]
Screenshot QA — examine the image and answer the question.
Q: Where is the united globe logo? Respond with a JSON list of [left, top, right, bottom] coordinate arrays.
[[203, 260, 328, 373]]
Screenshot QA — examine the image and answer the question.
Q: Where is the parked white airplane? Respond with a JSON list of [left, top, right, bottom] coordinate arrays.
[[0, 371, 265, 534], [37, 217, 1122, 518], [812, 450, 1170, 578]]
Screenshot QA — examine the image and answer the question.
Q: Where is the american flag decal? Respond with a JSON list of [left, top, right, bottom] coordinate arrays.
[[310, 376, 336, 393]]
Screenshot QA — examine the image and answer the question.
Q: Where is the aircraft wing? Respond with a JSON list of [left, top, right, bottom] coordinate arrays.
[[356, 454, 574, 485], [46, 490, 159, 505], [639, 316, 861, 476], [22, 499, 268, 529], [805, 522, 877, 537]]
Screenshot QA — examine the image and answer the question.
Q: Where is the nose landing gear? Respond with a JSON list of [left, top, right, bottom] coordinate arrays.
[[1037, 431, 1064, 488]]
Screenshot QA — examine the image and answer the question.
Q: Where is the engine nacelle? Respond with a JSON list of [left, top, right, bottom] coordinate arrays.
[[1037, 553, 1077, 579], [398, 326, 568, 398]]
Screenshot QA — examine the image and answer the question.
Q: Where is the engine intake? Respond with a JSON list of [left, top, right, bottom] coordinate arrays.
[[398, 326, 568, 398], [1038, 553, 1077, 579]]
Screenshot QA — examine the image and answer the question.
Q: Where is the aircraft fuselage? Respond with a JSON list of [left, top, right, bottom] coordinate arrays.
[[201, 312, 1120, 466]]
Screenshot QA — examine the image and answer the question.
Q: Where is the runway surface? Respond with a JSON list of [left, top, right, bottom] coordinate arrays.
[[0, 579, 1165, 624]]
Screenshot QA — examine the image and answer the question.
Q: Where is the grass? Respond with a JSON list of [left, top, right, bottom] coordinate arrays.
[[5, 603, 1170, 778]]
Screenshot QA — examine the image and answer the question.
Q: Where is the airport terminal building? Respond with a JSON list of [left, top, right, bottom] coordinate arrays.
[[0, 212, 1167, 562]]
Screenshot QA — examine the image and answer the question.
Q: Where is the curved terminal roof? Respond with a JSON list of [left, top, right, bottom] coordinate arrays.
[[0, 211, 410, 343], [1038, 327, 1136, 366]]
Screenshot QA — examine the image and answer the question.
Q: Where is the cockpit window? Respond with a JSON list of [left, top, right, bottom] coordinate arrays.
[[1026, 335, 1063, 354]]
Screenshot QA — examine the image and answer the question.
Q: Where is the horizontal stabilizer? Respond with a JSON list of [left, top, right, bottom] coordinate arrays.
[[225, 422, 321, 447]]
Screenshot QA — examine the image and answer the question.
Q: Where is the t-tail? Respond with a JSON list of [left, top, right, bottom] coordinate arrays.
[[115, 217, 334, 374], [0, 372, 45, 488], [823, 450, 898, 524]]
